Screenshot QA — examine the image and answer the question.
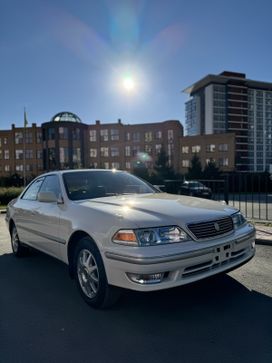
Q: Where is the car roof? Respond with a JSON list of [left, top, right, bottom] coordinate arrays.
[[36, 169, 124, 178]]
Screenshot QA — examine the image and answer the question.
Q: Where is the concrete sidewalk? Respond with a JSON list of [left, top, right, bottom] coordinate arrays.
[[1, 208, 271, 246]]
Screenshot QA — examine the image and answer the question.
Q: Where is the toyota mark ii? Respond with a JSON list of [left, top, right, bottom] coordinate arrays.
[[6, 169, 255, 308]]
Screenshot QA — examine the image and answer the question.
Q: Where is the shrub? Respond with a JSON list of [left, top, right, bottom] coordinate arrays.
[[0, 187, 23, 206]]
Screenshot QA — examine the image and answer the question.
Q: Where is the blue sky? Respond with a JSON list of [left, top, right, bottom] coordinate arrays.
[[1, 0, 272, 130]]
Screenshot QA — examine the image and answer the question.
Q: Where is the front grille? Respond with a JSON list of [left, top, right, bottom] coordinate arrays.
[[187, 217, 233, 240]]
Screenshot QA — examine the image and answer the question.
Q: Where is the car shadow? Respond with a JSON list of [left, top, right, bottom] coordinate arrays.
[[0, 251, 271, 363]]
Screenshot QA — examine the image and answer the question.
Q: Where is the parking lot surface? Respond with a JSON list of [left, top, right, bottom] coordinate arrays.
[[0, 215, 271, 363]]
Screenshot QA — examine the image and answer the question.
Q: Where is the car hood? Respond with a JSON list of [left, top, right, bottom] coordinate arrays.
[[78, 193, 237, 228]]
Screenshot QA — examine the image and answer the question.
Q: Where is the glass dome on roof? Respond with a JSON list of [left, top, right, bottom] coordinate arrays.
[[51, 112, 82, 123]]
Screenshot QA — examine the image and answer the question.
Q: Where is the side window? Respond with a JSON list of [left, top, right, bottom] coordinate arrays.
[[39, 175, 61, 198], [21, 178, 44, 201]]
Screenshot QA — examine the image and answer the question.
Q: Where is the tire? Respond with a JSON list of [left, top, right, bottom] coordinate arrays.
[[73, 237, 121, 309], [11, 225, 28, 257]]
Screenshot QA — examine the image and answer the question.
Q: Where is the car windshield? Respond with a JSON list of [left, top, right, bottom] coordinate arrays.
[[189, 182, 205, 188], [63, 170, 158, 200]]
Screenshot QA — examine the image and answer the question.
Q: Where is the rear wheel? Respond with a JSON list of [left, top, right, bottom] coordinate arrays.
[[11, 225, 28, 257], [73, 237, 121, 308]]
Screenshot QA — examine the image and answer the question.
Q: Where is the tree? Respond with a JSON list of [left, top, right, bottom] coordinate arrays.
[[186, 154, 203, 180], [203, 160, 222, 180], [153, 148, 177, 183], [132, 161, 150, 181]]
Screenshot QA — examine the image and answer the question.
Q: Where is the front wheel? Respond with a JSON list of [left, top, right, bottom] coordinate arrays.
[[11, 225, 28, 257], [73, 237, 121, 309]]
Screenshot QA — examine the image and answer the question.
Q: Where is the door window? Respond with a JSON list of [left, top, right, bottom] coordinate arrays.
[[21, 178, 44, 200], [39, 175, 61, 198]]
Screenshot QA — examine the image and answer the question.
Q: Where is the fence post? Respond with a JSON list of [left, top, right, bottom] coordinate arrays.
[[224, 175, 229, 205]]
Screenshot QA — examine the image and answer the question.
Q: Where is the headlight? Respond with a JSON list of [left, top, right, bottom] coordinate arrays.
[[112, 226, 191, 246], [232, 212, 247, 229]]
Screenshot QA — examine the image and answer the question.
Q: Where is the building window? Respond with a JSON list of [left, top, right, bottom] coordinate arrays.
[[25, 131, 33, 144], [104, 162, 109, 169], [219, 144, 228, 151], [182, 146, 189, 154], [15, 132, 23, 144], [25, 149, 33, 159], [26, 164, 33, 172], [4, 165, 10, 172], [155, 144, 162, 154], [125, 146, 131, 157], [4, 138, 7, 145], [125, 161, 131, 169], [15, 150, 23, 160], [37, 150, 43, 159], [90, 130, 97, 142], [101, 147, 109, 157], [0, 138, 1, 147], [90, 148, 97, 158], [48, 128, 55, 140], [90, 162, 98, 168], [0, 150, 2, 159], [111, 129, 119, 141], [126, 132, 130, 141], [72, 128, 81, 140], [72, 148, 82, 168], [100, 129, 108, 141], [182, 160, 189, 167], [155, 131, 162, 139], [192, 145, 201, 153], [16, 165, 24, 172], [168, 130, 174, 141], [60, 147, 69, 168], [111, 147, 119, 157], [206, 158, 215, 164], [219, 158, 229, 166], [132, 132, 140, 142], [144, 132, 152, 142], [59, 127, 68, 139], [132, 146, 140, 156], [48, 148, 57, 169], [206, 144, 216, 152], [145, 145, 152, 154], [4, 150, 9, 160], [112, 162, 120, 169], [37, 132, 42, 143]]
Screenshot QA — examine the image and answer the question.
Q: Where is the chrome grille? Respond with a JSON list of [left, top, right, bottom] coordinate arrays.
[[187, 217, 233, 240]]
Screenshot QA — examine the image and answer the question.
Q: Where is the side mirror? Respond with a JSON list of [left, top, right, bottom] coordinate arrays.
[[38, 191, 58, 203]]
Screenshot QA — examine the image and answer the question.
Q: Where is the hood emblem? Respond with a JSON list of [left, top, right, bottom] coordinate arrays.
[[214, 222, 220, 232]]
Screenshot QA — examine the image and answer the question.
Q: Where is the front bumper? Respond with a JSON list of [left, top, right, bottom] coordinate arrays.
[[103, 224, 256, 291]]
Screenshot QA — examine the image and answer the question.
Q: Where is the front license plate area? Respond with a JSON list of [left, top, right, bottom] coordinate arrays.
[[214, 243, 232, 263]]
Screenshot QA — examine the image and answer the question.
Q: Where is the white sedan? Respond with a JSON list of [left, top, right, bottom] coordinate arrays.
[[6, 169, 255, 308]]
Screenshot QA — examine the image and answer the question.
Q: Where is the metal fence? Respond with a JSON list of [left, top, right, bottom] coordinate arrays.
[[162, 174, 272, 222], [196, 175, 272, 222]]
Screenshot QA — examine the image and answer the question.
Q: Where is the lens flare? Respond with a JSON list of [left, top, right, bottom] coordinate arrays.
[[123, 76, 135, 91]]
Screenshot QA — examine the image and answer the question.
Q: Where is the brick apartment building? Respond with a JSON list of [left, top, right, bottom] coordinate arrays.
[[180, 133, 236, 174], [0, 112, 184, 179]]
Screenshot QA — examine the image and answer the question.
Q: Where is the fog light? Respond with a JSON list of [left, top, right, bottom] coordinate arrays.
[[127, 272, 164, 284]]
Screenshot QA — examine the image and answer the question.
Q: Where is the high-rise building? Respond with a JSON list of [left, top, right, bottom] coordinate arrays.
[[184, 71, 272, 172]]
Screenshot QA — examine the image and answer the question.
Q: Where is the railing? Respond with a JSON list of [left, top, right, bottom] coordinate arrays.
[[161, 174, 272, 222], [197, 175, 272, 222]]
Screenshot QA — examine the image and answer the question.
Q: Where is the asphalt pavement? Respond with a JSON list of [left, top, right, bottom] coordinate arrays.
[[0, 215, 272, 363]]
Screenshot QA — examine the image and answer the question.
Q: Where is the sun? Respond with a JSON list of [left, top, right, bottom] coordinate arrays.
[[122, 76, 135, 92]]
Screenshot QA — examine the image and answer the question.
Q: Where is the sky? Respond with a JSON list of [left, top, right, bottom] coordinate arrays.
[[1, 0, 272, 130]]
